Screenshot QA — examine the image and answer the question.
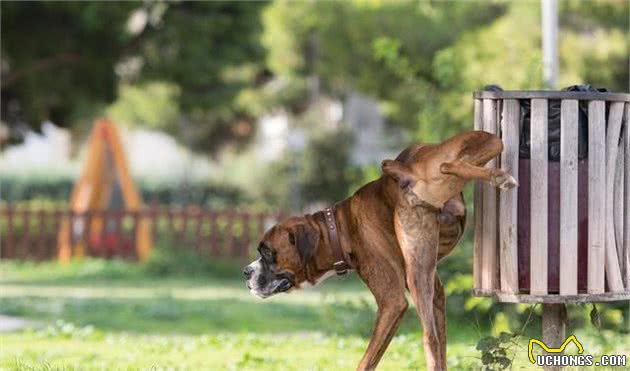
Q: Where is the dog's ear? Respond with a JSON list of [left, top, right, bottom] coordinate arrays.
[[381, 159, 416, 190], [292, 223, 319, 265]]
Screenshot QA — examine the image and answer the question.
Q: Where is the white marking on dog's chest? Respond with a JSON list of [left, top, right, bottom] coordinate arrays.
[[300, 270, 336, 288]]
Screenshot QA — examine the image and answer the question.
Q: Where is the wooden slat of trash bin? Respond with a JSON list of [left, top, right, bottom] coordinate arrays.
[[624, 103, 630, 288], [482, 98, 498, 290], [530, 99, 549, 295], [604, 102, 625, 292], [588, 101, 606, 294], [613, 126, 625, 285], [499, 99, 519, 294], [473, 98, 484, 290], [560, 100, 579, 295]]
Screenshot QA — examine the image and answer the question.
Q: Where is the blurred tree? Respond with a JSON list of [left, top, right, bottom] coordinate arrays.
[[559, 0, 629, 92], [261, 1, 507, 143], [1, 2, 135, 140], [105, 82, 181, 133], [134, 2, 267, 151], [299, 129, 355, 206], [2, 1, 626, 160], [1, 1, 266, 151], [261, 0, 628, 144]]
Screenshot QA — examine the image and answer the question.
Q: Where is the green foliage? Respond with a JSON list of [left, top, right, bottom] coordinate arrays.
[[1, 2, 266, 151], [1, 2, 136, 131], [0, 252, 244, 284], [143, 243, 242, 279], [136, 2, 267, 151], [590, 304, 602, 329], [476, 332, 516, 370], [105, 82, 180, 132], [2, 1, 627, 154], [263, 0, 627, 146], [0, 258, 145, 284], [251, 109, 363, 209], [257, 128, 366, 209], [262, 1, 507, 142], [1, 177, 75, 203], [299, 129, 356, 205], [37, 320, 100, 341], [0, 174, 247, 207]]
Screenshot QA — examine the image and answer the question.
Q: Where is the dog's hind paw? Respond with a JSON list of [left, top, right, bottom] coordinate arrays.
[[493, 172, 518, 189]]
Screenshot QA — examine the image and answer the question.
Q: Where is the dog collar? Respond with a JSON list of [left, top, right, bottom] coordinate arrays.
[[323, 206, 351, 275]]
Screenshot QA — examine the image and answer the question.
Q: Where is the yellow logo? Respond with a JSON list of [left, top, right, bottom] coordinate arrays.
[[528, 335, 584, 364]]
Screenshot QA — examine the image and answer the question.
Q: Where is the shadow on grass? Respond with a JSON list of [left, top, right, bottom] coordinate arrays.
[[0, 294, 439, 337], [0, 256, 245, 285], [0, 257, 366, 291], [0, 258, 481, 342]]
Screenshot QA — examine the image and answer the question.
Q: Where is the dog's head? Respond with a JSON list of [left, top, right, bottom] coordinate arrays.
[[243, 216, 320, 299]]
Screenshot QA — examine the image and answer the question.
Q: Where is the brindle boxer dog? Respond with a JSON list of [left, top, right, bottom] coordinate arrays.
[[244, 130, 517, 371]]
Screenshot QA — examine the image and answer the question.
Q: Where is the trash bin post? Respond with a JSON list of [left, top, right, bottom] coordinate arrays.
[[542, 303, 567, 371]]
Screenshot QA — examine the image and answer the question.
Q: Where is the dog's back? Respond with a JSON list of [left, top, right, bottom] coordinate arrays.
[[343, 143, 466, 260]]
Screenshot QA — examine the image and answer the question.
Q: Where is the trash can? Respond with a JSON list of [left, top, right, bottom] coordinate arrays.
[[471, 89, 630, 302]]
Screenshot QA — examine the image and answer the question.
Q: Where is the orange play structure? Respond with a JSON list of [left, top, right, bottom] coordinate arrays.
[[57, 119, 152, 262]]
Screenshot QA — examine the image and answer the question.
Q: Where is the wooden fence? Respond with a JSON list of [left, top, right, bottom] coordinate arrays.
[[0, 206, 287, 261]]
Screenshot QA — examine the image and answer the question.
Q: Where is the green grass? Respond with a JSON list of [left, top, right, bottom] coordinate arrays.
[[1, 259, 628, 370]]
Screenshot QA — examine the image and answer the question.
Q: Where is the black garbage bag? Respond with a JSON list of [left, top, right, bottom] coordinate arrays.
[[483, 85, 610, 161]]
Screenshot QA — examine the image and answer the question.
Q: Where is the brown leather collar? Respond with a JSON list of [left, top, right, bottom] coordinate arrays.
[[323, 206, 351, 275]]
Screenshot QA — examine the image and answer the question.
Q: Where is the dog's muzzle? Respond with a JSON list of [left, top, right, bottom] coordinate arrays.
[[243, 259, 294, 298]]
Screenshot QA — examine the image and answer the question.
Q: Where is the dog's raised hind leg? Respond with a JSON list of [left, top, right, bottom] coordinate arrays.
[[395, 204, 444, 371], [434, 272, 447, 368], [440, 160, 517, 190]]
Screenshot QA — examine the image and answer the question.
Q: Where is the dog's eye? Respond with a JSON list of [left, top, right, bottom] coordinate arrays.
[[258, 243, 275, 262], [277, 271, 295, 284], [288, 232, 295, 245]]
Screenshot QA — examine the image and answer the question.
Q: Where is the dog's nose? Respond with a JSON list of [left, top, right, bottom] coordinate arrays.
[[243, 266, 253, 279]]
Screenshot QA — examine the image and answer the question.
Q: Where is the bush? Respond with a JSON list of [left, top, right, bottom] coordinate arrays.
[[142, 243, 243, 280], [0, 175, 248, 207], [0, 258, 144, 283], [0, 245, 244, 283]]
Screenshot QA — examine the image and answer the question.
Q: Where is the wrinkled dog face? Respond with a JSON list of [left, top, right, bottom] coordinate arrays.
[[243, 242, 295, 299], [243, 217, 319, 299]]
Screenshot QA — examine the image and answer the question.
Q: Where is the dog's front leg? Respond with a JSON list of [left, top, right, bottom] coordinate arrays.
[[356, 239, 409, 371], [357, 296, 408, 371], [395, 205, 444, 371]]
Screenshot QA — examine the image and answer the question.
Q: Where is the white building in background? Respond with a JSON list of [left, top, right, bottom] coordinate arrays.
[[0, 122, 215, 185], [252, 92, 397, 166], [1, 91, 401, 187], [0, 121, 75, 176], [343, 92, 400, 166], [255, 111, 290, 162], [124, 130, 215, 183]]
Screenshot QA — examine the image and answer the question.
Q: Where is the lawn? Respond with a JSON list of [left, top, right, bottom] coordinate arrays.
[[0, 259, 628, 370]]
